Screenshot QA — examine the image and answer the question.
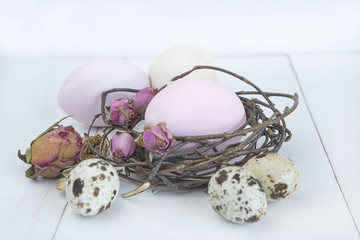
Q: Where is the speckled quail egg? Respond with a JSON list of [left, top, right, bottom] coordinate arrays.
[[207, 166, 267, 224], [243, 153, 299, 202], [65, 158, 119, 216]]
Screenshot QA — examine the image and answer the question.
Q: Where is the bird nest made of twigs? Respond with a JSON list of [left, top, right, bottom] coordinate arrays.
[[84, 66, 298, 197]]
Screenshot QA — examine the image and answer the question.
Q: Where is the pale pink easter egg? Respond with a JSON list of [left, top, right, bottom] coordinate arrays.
[[145, 79, 246, 153], [58, 59, 150, 126]]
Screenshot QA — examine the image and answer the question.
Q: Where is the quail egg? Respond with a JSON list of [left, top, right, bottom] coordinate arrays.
[[243, 153, 299, 202], [65, 158, 119, 216], [207, 166, 267, 224]]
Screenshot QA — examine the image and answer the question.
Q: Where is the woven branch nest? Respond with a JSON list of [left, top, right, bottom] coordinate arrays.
[[84, 66, 298, 196]]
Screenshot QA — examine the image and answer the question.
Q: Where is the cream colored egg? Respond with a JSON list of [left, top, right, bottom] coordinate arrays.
[[148, 44, 218, 89], [243, 153, 299, 202]]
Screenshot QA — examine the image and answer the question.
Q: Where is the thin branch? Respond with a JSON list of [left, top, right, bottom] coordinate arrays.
[[82, 65, 299, 194]]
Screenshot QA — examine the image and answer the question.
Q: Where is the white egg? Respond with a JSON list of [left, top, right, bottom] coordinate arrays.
[[243, 153, 299, 202], [148, 44, 218, 89], [207, 166, 267, 224], [65, 159, 119, 216]]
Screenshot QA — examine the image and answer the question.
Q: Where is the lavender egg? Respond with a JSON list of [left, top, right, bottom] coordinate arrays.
[[58, 59, 150, 126], [145, 79, 246, 153]]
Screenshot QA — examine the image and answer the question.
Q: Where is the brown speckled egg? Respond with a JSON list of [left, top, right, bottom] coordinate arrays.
[[243, 153, 299, 202], [65, 159, 119, 216], [207, 166, 267, 224]]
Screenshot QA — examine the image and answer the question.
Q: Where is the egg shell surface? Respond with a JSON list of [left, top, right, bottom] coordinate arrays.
[[65, 159, 119, 216], [149, 44, 218, 89], [58, 59, 150, 126], [145, 79, 246, 153], [243, 153, 299, 202], [207, 166, 267, 224]]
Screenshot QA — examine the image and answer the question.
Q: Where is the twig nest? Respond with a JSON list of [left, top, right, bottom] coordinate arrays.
[[65, 159, 119, 216], [207, 166, 267, 224], [85, 65, 299, 192], [243, 153, 299, 202], [80, 135, 109, 160]]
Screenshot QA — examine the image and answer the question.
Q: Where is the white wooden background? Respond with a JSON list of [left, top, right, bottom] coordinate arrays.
[[1, 0, 360, 239], [0, 54, 359, 240], [1, 0, 360, 56]]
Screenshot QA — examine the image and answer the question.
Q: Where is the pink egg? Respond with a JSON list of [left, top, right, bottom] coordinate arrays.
[[58, 59, 150, 126], [145, 79, 246, 153]]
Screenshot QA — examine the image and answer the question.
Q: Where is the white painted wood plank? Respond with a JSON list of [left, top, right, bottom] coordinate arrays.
[[0, 58, 100, 239], [1, 1, 360, 57], [290, 53, 360, 231], [50, 56, 359, 240]]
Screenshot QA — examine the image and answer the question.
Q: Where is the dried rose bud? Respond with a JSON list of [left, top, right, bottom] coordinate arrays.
[[110, 132, 136, 160], [108, 99, 138, 126], [142, 122, 174, 154], [18, 122, 82, 179], [133, 87, 158, 115]]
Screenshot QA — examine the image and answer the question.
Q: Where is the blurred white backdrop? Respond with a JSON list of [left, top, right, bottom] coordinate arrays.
[[0, 0, 359, 57]]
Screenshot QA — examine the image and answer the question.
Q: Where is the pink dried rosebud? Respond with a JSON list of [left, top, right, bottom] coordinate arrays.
[[110, 132, 137, 160], [142, 122, 174, 154], [108, 99, 138, 126], [133, 87, 158, 114], [18, 124, 82, 179]]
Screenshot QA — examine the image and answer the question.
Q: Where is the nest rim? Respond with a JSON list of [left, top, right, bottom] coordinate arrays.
[[84, 65, 299, 195]]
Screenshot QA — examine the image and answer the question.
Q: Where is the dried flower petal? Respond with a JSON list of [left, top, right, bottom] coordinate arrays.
[[108, 100, 138, 126], [110, 132, 137, 160], [20, 124, 82, 179], [142, 122, 174, 154], [133, 87, 158, 114]]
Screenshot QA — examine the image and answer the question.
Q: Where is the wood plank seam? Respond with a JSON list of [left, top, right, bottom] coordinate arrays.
[[51, 126, 101, 239], [1, 193, 27, 237], [51, 203, 68, 240], [28, 190, 49, 239], [287, 55, 360, 237]]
